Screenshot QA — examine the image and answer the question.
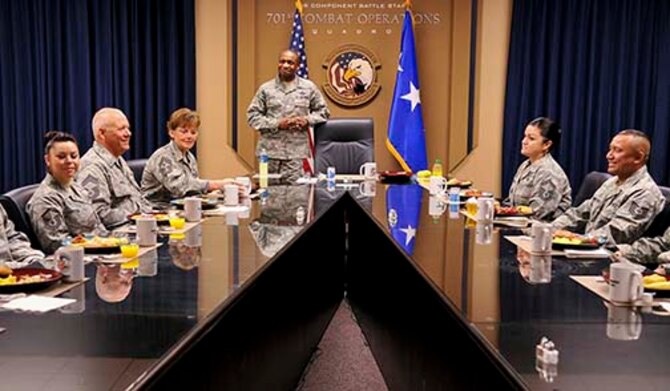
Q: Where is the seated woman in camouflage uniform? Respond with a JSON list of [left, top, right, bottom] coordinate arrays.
[[141, 108, 239, 208], [504, 117, 572, 221], [27, 131, 108, 253]]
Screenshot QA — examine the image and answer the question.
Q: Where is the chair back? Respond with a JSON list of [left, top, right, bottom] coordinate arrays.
[[644, 186, 670, 238], [573, 171, 612, 207], [0, 184, 41, 250], [314, 118, 374, 175], [127, 158, 149, 184]]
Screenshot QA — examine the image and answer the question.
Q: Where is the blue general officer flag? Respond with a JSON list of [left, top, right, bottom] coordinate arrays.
[[386, 9, 428, 173], [289, 0, 309, 78], [386, 184, 423, 255]]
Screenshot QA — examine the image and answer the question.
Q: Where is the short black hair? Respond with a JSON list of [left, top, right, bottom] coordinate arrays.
[[44, 130, 77, 154], [528, 117, 561, 152]]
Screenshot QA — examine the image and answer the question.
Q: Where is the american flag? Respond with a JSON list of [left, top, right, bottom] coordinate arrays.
[[289, 1, 315, 175]]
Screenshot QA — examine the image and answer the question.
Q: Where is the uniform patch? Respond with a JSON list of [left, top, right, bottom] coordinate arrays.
[[42, 209, 64, 229], [629, 200, 650, 220], [158, 157, 174, 177], [80, 175, 101, 200], [539, 179, 556, 201]]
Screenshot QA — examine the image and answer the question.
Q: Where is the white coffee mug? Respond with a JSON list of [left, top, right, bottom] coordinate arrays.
[[136, 217, 158, 246], [137, 249, 158, 277], [609, 262, 643, 303], [54, 245, 85, 282], [531, 221, 553, 253], [235, 176, 252, 196], [606, 304, 642, 340], [529, 254, 552, 284], [59, 284, 86, 314], [359, 162, 377, 179], [429, 176, 448, 195], [185, 224, 203, 246], [359, 180, 376, 197], [238, 198, 252, 219], [225, 211, 239, 226], [476, 197, 495, 222], [224, 184, 239, 206], [429, 196, 447, 217], [184, 197, 202, 222], [476, 222, 493, 245]]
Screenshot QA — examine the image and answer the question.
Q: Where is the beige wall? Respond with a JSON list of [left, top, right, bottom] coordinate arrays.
[[196, 0, 251, 179], [451, 0, 511, 197]]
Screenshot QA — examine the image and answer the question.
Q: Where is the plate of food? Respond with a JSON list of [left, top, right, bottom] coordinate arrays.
[[460, 189, 483, 200], [170, 198, 219, 210], [552, 234, 600, 250], [494, 205, 533, 217], [128, 212, 171, 226], [642, 274, 670, 297], [446, 178, 472, 188], [71, 235, 127, 254], [0, 267, 63, 294]]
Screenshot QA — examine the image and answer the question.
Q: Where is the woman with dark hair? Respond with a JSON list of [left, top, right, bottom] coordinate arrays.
[[27, 131, 107, 253], [504, 117, 572, 221], [141, 107, 239, 207]]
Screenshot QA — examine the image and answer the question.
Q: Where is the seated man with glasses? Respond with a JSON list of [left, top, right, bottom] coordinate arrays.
[[141, 108, 240, 208]]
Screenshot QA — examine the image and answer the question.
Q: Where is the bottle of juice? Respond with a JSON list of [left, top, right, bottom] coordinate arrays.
[[432, 159, 443, 177]]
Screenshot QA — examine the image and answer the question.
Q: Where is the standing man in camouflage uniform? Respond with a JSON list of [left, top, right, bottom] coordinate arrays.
[[77, 108, 153, 229], [247, 49, 330, 182], [0, 205, 44, 266], [552, 129, 664, 245]]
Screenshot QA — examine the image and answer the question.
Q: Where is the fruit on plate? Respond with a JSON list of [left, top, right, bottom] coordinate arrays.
[[516, 205, 532, 215], [416, 170, 432, 179], [644, 281, 670, 290], [495, 206, 533, 216], [553, 237, 582, 245], [0, 264, 11, 278], [643, 274, 668, 286]]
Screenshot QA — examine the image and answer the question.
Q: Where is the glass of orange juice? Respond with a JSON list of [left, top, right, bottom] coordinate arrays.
[[466, 197, 478, 216], [169, 216, 186, 230], [120, 243, 140, 258]]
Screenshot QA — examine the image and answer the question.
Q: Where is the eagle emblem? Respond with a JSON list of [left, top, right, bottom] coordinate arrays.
[[322, 44, 381, 107]]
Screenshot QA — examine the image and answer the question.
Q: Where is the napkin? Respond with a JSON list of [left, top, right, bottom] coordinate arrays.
[[564, 248, 611, 258], [2, 295, 75, 313]]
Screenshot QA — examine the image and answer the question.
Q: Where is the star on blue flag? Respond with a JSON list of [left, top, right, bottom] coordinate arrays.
[[386, 184, 423, 255], [289, 8, 308, 78], [386, 9, 428, 173]]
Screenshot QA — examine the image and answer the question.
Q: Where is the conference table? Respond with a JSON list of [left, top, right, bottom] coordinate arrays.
[[1, 180, 669, 390]]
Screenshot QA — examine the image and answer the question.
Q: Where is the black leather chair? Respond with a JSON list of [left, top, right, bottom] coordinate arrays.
[[127, 158, 148, 184], [314, 118, 374, 175], [573, 171, 612, 206], [0, 184, 42, 250], [644, 186, 670, 237]]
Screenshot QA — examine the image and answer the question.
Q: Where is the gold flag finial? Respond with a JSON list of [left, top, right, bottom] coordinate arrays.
[[403, 0, 412, 10], [295, 0, 304, 15]]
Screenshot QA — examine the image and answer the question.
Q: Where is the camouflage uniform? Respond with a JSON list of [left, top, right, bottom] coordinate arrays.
[[0, 204, 44, 266], [27, 174, 108, 253], [618, 227, 670, 266], [248, 185, 310, 258], [552, 166, 664, 244], [76, 142, 153, 229], [505, 154, 572, 221], [247, 76, 330, 182], [142, 141, 208, 208]]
